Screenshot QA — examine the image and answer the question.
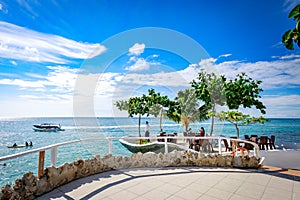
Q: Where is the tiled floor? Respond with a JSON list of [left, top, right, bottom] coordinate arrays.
[[36, 167, 300, 200]]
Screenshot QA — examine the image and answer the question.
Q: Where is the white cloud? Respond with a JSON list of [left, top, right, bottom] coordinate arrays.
[[283, 0, 300, 12], [0, 21, 106, 64], [278, 54, 300, 60], [0, 65, 80, 94], [1, 53, 300, 118], [10, 60, 17, 66], [218, 54, 232, 58], [128, 43, 145, 56], [196, 55, 300, 90], [125, 58, 150, 72], [0, 78, 46, 89], [262, 95, 300, 118], [16, 0, 38, 18], [198, 58, 217, 68], [0, 3, 8, 14]]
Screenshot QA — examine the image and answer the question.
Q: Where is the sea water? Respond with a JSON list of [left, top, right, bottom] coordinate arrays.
[[0, 117, 299, 186]]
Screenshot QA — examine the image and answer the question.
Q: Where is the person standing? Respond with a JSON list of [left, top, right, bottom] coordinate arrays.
[[144, 121, 150, 142], [145, 121, 150, 138]]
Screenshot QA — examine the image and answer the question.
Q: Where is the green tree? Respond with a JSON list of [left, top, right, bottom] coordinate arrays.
[[115, 95, 150, 137], [225, 73, 266, 114], [175, 88, 209, 132], [282, 4, 300, 50], [147, 88, 181, 131], [115, 88, 181, 136], [210, 110, 268, 138], [190, 70, 227, 135]]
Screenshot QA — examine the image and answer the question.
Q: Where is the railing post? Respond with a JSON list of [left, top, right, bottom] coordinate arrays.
[[38, 150, 45, 178], [164, 137, 168, 153], [109, 138, 112, 154], [51, 147, 57, 167], [254, 146, 259, 158], [218, 137, 222, 154]]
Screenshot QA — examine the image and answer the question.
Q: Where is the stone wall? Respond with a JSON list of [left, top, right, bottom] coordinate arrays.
[[0, 150, 260, 199]]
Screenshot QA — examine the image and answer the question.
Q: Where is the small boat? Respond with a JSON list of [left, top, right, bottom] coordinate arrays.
[[119, 137, 189, 154], [7, 145, 26, 148], [7, 144, 33, 149], [32, 123, 65, 132]]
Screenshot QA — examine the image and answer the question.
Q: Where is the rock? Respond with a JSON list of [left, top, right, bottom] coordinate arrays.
[[216, 154, 226, 167], [1, 185, 13, 200]]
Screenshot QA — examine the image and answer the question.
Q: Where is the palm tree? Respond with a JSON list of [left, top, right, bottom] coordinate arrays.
[[148, 89, 181, 132], [175, 88, 210, 132]]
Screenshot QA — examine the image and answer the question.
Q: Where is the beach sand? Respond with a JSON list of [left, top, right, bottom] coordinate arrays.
[[259, 150, 300, 170]]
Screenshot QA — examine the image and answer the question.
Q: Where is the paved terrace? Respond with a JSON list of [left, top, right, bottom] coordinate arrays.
[[37, 167, 300, 200]]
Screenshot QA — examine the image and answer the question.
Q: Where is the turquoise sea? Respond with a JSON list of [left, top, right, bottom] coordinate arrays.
[[0, 117, 300, 186]]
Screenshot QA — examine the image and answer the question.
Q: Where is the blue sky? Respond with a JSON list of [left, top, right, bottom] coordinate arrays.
[[0, 0, 300, 118]]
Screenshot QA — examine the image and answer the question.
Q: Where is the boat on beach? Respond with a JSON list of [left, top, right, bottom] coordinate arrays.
[[32, 123, 65, 132]]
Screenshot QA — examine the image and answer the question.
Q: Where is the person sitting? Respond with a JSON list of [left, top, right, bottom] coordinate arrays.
[[29, 141, 33, 146], [25, 142, 29, 146], [200, 127, 205, 137], [198, 127, 206, 147], [13, 143, 17, 147]]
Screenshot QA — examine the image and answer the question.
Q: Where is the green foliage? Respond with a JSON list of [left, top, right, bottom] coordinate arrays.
[[175, 88, 210, 132], [190, 69, 227, 106], [225, 73, 266, 114], [114, 88, 181, 135], [209, 110, 269, 138], [147, 88, 181, 130], [282, 4, 300, 50], [114, 100, 129, 111], [115, 93, 151, 137], [190, 69, 227, 135], [191, 70, 266, 136]]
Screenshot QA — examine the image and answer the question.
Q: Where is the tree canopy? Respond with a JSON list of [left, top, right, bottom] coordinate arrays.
[[209, 110, 268, 138], [190, 70, 226, 135], [147, 88, 181, 131], [114, 88, 181, 136], [282, 4, 300, 50], [191, 70, 267, 136], [225, 73, 266, 114]]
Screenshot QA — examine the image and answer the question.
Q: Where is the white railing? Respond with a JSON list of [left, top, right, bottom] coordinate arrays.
[[0, 136, 260, 178]]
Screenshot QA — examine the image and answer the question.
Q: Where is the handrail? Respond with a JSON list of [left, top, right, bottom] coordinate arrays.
[[0, 136, 260, 178]]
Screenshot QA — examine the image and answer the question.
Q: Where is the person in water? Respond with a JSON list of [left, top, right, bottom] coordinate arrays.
[[29, 141, 33, 146], [25, 141, 29, 146]]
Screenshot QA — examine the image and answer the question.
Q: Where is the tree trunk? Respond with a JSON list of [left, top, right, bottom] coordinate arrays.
[[210, 103, 216, 136], [160, 107, 163, 132], [185, 121, 189, 133], [138, 114, 141, 137], [235, 123, 240, 138]]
